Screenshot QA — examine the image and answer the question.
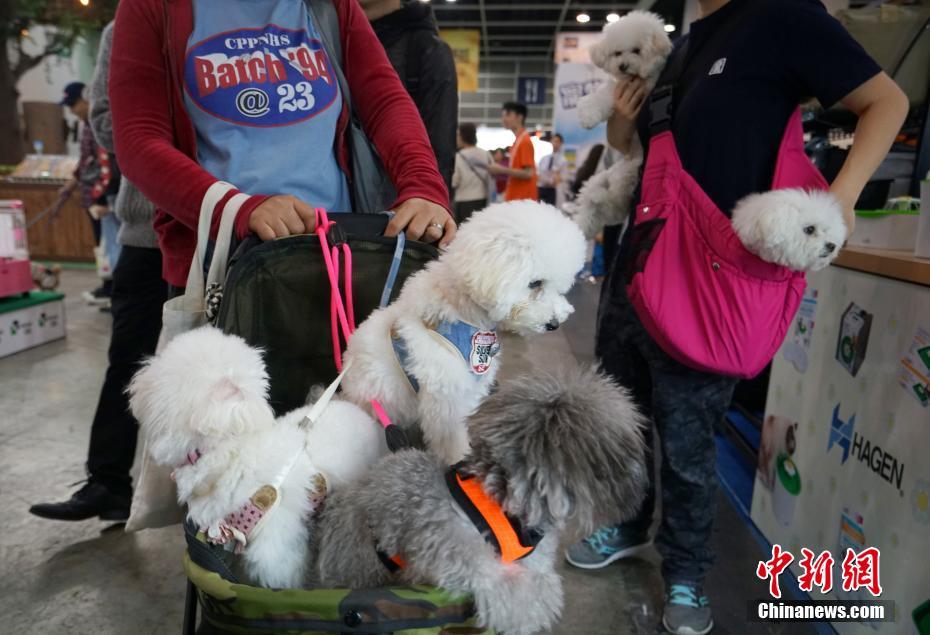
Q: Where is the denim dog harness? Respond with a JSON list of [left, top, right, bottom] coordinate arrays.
[[391, 320, 501, 393]]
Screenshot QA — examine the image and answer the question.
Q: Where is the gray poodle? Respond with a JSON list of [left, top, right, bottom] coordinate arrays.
[[313, 365, 648, 635]]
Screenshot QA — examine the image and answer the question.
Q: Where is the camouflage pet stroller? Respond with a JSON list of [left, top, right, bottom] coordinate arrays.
[[181, 213, 490, 634]]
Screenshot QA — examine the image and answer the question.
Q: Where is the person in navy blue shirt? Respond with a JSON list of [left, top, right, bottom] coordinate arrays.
[[566, 2, 908, 634]]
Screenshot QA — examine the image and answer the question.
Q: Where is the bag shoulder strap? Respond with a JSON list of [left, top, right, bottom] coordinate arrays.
[[307, 0, 352, 114], [458, 150, 485, 183]]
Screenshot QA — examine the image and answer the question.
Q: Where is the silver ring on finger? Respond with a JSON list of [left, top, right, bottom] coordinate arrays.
[[430, 222, 444, 231]]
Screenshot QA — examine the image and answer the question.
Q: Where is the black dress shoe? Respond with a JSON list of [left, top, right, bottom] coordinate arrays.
[[29, 482, 131, 521]]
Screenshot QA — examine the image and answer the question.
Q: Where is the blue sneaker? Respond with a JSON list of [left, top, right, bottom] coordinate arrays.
[[564, 524, 652, 569], [662, 582, 713, 635]]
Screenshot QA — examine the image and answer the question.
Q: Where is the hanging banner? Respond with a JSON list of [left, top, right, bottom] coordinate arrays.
[[440, 29, 480, 93], [752, 264, 930, 634], [554, 31, 603, 64], [551, 61, 607, 186]]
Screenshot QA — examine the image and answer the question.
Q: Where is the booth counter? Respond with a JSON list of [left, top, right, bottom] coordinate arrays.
[[751, 246, 930, 634]]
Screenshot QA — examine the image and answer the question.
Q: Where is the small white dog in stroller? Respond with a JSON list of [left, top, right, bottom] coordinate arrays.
[[340, 200, 587, 464], [129, 326, 386, 589]]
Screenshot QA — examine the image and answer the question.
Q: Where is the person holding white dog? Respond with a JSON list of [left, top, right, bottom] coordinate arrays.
[[566, 1, 908, 634]]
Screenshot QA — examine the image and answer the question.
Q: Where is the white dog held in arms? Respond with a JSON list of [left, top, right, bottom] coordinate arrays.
[[568, 11, 673, 239], [341, 201, 587, 464], [576, 11, 673, 129], [129, 326, 386, 589], [731, 188, 847, 271]]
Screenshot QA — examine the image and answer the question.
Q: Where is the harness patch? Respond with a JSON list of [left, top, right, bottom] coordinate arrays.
[[470, 331, 500, 375]]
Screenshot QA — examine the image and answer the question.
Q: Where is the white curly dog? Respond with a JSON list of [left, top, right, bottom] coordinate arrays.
[[569, 11, 672, 239], [341, 201, 587, 464], [731, 189, 847, 271], [129, 326, 386, 589]]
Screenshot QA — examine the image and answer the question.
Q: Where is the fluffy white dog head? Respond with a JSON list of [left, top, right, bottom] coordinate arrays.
[[731, 189, 847, 272], [589, 11, 672, 82], [441, 201, 586, 335], [129, 326, 276, 467]]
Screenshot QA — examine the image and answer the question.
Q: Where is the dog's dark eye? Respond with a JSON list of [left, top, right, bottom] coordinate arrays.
[[803, 225, 816, 236], [528, 280, 543, 290], [631, 47, 641, 55]]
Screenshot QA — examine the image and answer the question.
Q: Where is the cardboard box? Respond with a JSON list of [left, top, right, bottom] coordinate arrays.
[[835, 302, 872, 377], [0, 291, 66, 358]]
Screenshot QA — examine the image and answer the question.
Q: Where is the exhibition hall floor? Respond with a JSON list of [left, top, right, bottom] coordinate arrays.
[[0, 271, 811, 634]]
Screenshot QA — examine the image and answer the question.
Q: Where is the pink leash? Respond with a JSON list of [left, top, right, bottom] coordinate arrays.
[[314, 209, 408, 450]]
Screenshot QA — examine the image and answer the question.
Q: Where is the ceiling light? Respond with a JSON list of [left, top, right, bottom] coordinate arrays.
[[606, 12, 620, 23], [78, 0, 90, 6], [576, 12, 591, 24], [664, 23, 677, 33]]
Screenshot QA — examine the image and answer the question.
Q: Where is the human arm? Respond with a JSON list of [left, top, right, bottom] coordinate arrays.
[[337, 0, 453, 244], [88, 22, 114, 151], [486, 163, 533, 180], [829, 73, 908, 233], [605, 77, 646, 154]]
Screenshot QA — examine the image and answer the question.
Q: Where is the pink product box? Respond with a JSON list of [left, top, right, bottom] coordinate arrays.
[[0, 259, 33, 298]]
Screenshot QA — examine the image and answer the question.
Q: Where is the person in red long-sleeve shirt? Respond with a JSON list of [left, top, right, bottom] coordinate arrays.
[[108, 0, 454, 290]]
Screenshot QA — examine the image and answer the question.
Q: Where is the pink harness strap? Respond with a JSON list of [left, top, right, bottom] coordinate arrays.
[[313, 210, 400, 439]]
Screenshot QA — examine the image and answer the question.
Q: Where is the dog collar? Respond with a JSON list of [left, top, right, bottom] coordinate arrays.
[[391, 320, 501, 393], [375, 464, 542, 573]]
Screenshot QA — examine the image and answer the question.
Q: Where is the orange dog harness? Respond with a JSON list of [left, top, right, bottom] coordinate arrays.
[[376, 465, 543, 573]]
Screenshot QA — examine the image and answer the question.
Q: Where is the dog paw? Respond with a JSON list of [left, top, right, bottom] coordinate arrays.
[[731, 189, 846, 272], [576, 97, 603, 129]]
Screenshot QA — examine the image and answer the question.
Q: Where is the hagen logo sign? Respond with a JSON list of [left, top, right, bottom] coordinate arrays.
[[828, 404, 904, 494]]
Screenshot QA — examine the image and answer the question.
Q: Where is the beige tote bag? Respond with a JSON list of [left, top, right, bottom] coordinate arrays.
[[125, 182, 247, 531]]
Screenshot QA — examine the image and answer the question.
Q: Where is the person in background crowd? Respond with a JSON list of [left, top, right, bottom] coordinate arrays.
[[537, 132, 566, 206], [487, 102, 538, 202], [29, 22, 167, 523], [452, 122, 492, 223], [566, 1, 908, 633], [58, 82, 119, 308], [108, 0, 453, 298], [360, 0, 457, 196], [491, 148, 509, 201]]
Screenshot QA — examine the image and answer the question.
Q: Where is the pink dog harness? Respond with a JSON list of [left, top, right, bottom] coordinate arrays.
[[623, 103, 828, 379], [176, 449, 326, 554]]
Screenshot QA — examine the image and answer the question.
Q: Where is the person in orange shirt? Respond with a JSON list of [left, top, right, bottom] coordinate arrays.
[[487, 102, 538, 201]]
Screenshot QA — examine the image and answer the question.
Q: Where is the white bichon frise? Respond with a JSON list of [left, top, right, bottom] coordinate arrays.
[[128, 326, 386, 589], [341, 201, 587, 465], [567, 12, 672, 239], [566, 152, 643, 240], [731, 189, 847, 271], [576, 11, 672, 130], [314, 366, 648, 635]]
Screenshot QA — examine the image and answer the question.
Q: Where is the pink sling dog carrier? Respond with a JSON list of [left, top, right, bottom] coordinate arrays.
[[623, 106, 828, 379]]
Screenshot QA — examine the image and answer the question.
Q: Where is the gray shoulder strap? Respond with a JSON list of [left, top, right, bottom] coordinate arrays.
[[306, 0, 352, 113]]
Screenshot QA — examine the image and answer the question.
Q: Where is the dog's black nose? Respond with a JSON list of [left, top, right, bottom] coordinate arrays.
[[825, 242, 836, 253], [619, 63, 629, 73], [545, 319, 560, 331]]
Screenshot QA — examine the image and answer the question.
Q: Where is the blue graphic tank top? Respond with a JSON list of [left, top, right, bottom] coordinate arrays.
[[184, 0, 350, 212]]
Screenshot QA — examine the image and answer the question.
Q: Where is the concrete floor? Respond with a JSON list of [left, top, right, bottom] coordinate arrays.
[[0, 271, 800, 634]]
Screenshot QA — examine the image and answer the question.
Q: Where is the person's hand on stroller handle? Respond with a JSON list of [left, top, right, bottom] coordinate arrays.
[[387, 198, 457, 247], [248, 195, 317, 241]]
